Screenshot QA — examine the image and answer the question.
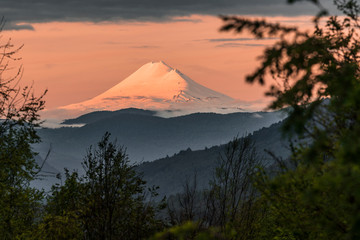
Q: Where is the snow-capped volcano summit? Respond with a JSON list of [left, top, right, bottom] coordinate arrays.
[[60, 61, 241, 116]]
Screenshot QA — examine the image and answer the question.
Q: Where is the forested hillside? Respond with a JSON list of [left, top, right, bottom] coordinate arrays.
[[137, 120, 290, 197], [35, 108, 285, 172]]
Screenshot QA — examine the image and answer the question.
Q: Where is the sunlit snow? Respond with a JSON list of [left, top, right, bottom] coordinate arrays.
[[58, 61, 243, 117]]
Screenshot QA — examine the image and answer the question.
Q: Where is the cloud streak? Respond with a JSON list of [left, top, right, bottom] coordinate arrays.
[[207, 37, 278, 42], [3, 22, 35, 31], [0, 0, 336, 30], [131, 45, 160, 49], [215, 43, 270, 48]]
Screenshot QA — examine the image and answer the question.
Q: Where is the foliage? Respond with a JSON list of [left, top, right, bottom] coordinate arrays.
[[164, 136, 265, 239], [150, 221, 232, 240], [44, 132, 165, 240], [29, 211, 84, 240], [209, 137, 262, 230], [221, 0, 360, 239], [0, 20, 47, 239], [167, 173, 203, 226]]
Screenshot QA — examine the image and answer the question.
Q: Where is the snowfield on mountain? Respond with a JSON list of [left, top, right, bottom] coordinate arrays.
[[60, 61, 242, 116]]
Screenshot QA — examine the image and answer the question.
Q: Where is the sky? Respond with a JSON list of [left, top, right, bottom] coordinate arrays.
[[1, 0, 336, 111]]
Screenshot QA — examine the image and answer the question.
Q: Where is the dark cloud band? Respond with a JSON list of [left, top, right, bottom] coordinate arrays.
[[0, 0, 336, 30]]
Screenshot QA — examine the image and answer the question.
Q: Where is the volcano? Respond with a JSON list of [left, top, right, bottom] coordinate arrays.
[[60, 61, 241, 115]]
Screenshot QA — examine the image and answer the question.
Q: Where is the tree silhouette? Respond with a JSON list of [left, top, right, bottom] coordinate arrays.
[[0, 19, 46, 239], [44, 132, 164, 240], [221, 0, 360, 238]]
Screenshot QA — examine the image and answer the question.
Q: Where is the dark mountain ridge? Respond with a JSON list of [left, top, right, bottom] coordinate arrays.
[[62, 108, 156, 125], [137, 120, 290, 197], [36, 108, 286, 173]]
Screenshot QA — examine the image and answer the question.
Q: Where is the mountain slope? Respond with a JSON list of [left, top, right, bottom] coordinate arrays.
[[59, 61, 240, 116], [136, 121, 290, 197]]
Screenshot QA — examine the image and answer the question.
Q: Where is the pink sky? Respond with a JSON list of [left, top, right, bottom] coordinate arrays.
[[4, 15, 313, 110]]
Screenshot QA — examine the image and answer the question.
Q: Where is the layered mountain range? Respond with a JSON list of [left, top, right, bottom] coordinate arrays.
[[34, 109, 286, 191], [34, 61, 286, 194]]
